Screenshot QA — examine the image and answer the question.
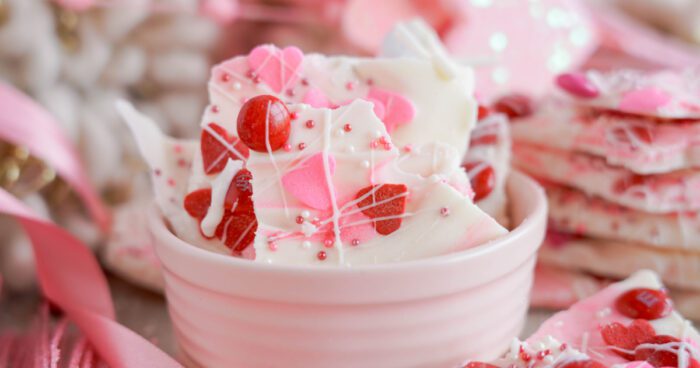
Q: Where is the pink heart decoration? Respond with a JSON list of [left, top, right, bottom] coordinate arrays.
[[367, 88, 415, 133], [282, 153, 336, 210], [302, 88, 332, 108], [619, 88, 671, 114], [248, 45, 304, 93]]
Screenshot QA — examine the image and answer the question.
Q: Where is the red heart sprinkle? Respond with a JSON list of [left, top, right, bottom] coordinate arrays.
[[634, 335, 680, 364], [237, 95, 291, 152], [616, 288, 673, 320], [634, 335, 700, 368], [464, 363, 498, 368], [492, 94, 533, 120], [183, 188, 212, 220], [556, 360, 606, 368], [463, 161, 496, 201], [356, 184, 408, 235], [225, 169, 253, 210], [601, 319, 656, 360], [201, 123, 249, 175], [216, 196, 257, 253], [477, 105, 491, 120]]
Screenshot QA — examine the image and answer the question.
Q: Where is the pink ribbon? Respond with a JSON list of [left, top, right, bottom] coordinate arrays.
[[0, 85, 180, 367], [0, 83, 109, 231]]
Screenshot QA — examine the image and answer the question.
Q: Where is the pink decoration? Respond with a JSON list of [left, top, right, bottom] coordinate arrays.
[[302, 88, 332, 108], [619, 88, 671, 114], [556, 73, 599, 98], [0, 85, 179, 367], [282, 153, 336, 210], [366, 88, 415, 133], [248, 45, 304, 94], [0, 83, 109, 230]]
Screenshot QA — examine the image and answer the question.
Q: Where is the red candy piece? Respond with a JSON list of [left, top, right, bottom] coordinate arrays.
[[601, 319, 657, 360], [225, 168, 253, 210], [183, 188, 212, 219], [634, 335, 700, 368], [464, 363, 498, 368], [492, 94, 533, 120], [477, 105, 491, 120], [237, 95, 291, 152], [556, 360, 606, 368], [616, 288, 673, 320], [356, 184, 408, 235], [463, 161, 496, 201], [201, 123, 249, 175], [216, 196, 257, 253]]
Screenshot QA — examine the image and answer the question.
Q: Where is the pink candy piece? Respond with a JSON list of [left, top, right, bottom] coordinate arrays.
[[302, 88, 332, 108], [282, 153, 336, 210], [556, 73, 599, 98], [248, 45, 304, 94], [367, 88, 415, 133], [619, 87, 672, 114]]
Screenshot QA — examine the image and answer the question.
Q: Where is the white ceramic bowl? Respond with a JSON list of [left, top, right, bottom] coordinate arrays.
[[150, 171, 547, 368]]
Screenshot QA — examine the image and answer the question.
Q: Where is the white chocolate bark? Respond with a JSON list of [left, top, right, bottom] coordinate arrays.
[[528, 270, 700, 366], [513, 143, 700, 213], [474, 271, 700, 367], [546, 185, 700, 251], [247, 101, 506, 266], [511, 98, 700, 175], [562, 69, 700, 120], [193, 21, 477, 189], [539, 234, 700, 291], [532, 264, 700, 321]]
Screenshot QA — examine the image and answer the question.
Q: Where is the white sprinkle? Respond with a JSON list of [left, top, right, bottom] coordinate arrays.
[[346, 145, 356, 153], [335, 129, 345, 137], [361, 160, 370, 168], [233, 82, 242, 90], [374, 130, 383, 138], [301, 210, 311, 218], [302, 241, 311, 249]]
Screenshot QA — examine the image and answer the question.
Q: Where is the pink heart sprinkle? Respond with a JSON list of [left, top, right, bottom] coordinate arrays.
[[248, 45, 304, 93], [302, 88, 332, 108], [367, 88, 415, 133], [556, 72, 598, 98], [282, 153, 336, 210], [619, 88, 671, 114]]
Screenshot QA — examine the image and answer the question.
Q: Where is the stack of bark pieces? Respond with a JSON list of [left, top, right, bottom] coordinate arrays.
[[509, 69, 700, 320]]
